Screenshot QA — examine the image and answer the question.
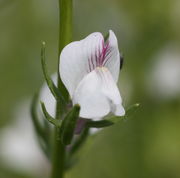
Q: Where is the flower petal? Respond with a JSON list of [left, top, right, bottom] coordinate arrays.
[[112, 104, 125, 116], [59, 32, 104, 97], [73, 67, 125, 119], [103, 30, 120, 83], [98, 67, 125, 116], [73, 69, 110, 119]]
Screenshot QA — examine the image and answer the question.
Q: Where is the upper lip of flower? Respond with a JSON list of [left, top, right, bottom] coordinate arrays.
[[88, 40, 111, 71], [59, 30, 125, 119]]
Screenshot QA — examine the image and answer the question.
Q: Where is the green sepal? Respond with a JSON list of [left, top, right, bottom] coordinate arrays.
[[41, 41, 66, 103], [86, 120, 113, 128], [69, 127, 89, 156], [61, 104, 80, 145], [86, 103, 140, 128], [123, 103, 140, 120], [108, 103, 140, 123], [66, 127, 89, 170], [104, 31, 109, 42], [40, 101, 62, 127]]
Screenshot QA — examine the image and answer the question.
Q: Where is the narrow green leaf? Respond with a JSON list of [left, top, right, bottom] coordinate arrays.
[[61, 104, 80, 145], [108, 103, 140, 123], [69, 127, 89, 156], [41, 41, 65, 103], [30, 93, 45, 139], [41, 101, 62, 127], [65, 127, 89, 170], [57, 72, 70, 103], [86, 120, 113, 128], [106, 116, 122, 124], [86, 103, 140, 128], [31, 93, 52, 159], [124, 103, 140, 120]]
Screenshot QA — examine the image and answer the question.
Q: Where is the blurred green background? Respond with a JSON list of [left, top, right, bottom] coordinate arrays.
[[0, 0, 180, 177]]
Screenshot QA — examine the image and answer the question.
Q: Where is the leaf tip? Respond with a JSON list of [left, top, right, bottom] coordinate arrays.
[[74, 104, 81, 111], [135, 103, 140, 107], [42, 41, 46, 46]]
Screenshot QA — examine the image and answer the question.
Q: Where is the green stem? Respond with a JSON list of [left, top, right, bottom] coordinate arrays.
[[58, 0, 72, 103], [51, 128, 65, 178], [51, 0, 73, 178], [58, 0, 73, 55]]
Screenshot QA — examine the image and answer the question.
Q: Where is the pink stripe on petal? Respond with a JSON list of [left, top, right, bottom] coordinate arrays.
[[103, 52, 113, 66], [91, 55, 95, 70], [99, 41, 110, 66], [87, 37, 114, 72], [88, 58, 92, 72]]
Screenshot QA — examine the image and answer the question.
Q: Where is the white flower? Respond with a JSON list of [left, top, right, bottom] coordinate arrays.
[[59, 30, 125, 120], [0, 100, 49, 176], [147, 46, 180, 99]]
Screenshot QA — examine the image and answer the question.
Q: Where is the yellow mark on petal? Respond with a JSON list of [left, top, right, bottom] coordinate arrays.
[[96, 67, 108, 72]]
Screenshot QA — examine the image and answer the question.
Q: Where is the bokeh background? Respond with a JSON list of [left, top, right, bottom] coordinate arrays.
[[0, 0, 180, 177]]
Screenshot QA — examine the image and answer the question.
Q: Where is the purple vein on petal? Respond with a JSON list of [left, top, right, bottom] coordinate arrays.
[[103, 51, 113, 66], [91, 55, 95, 70], [87, 38, 112, 72], [88, 57, 92, 72]]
